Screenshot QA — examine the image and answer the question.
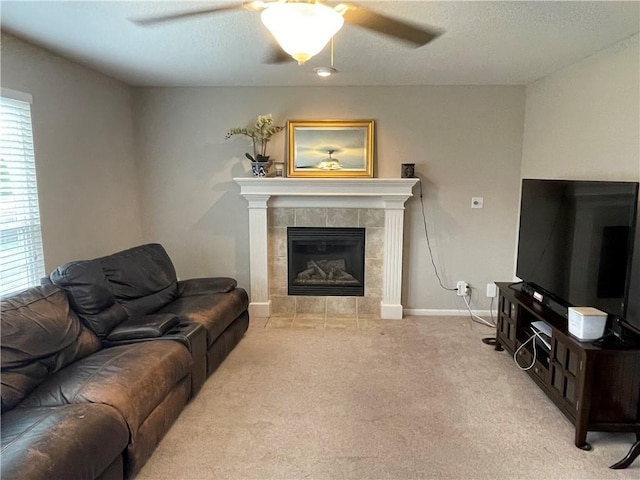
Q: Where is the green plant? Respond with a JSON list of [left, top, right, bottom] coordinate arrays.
[[225, 114, 284, 162]]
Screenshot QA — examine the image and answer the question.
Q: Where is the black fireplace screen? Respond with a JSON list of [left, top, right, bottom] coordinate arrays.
[[287, 227, 365, 296]]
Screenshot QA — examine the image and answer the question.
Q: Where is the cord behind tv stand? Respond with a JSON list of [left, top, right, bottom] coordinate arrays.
[[494, 282, 640, 460]]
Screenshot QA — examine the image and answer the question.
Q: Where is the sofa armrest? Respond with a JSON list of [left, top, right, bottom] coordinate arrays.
[[105, 314, 180, 342], [177, 277, 237, 296]]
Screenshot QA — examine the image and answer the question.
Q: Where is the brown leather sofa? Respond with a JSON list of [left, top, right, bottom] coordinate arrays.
[[1, 244, 250, 479], [49, 243, 250, 380]]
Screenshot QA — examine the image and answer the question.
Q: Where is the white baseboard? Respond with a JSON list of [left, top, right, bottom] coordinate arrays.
[[249, 301, 271, 318], [404, 308, 497, 317], [380, 302, 404, 320]]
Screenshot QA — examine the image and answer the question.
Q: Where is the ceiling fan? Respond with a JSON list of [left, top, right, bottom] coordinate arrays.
[[133, 1, 442, 66]]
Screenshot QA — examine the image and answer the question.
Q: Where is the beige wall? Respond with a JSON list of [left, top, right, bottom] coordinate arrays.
[[13, 29, 635, 312], [1, 33, 144, 270], [133, 86, 525, 311], [522, 34, 640, 181], [520, 34, 640, 321], [3, 28, 636, 312]]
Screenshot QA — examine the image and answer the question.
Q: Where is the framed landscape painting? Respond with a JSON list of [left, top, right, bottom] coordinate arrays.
[[287, 120, 374, 177]]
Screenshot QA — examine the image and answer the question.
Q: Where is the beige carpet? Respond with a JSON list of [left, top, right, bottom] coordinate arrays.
[[136, 316, 638, 479]]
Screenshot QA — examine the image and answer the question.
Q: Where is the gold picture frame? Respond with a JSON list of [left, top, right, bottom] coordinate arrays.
[[287, 120, 374, 177]]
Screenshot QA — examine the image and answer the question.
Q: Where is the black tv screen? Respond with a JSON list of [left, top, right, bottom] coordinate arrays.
[[516, 179, 639, 320]]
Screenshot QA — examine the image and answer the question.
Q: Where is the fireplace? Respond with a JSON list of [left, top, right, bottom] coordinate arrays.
[[288, 227, 365, 296], [235, 177, 418, 319]]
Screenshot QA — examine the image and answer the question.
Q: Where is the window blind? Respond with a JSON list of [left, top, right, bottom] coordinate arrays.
[[0, 92, 45, 296]]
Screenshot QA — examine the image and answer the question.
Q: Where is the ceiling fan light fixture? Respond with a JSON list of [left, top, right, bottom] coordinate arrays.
[[314, 67, 337, 77], [261, 2, 344, 65]]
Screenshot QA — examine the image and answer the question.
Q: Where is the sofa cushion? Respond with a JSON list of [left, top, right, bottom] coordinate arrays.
[[98, 243, 179, 315], [158, 288, 249, 347], [50, 260, 128, 338], [1, 285, 101, 413], [1, 404, 128, 480], [18, 341, 192, 434]]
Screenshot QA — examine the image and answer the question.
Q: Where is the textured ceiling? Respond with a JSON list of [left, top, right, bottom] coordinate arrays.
[[1, 1, 639, 87]]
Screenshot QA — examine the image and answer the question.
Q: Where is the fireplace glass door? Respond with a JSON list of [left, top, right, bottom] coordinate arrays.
[[287, 227, 365, 296]]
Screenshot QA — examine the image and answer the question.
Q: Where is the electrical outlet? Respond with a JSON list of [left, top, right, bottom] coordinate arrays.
[[456, 281, 469, 297], [486, 283, 497, 297]]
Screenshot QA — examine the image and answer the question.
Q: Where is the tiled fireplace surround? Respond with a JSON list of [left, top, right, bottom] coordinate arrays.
[[269, 207, 382, 317], [235, 178, 418, 320]]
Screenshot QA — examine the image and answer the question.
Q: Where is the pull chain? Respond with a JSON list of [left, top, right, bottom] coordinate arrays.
[[330, 37, 334, 67]]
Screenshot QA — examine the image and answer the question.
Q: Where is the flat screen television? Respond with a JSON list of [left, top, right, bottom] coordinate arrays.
[[516, 179, 640, 335]]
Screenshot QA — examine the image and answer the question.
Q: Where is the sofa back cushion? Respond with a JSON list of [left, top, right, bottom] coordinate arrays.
[[50, 244, 180, 339], [50, 260, 128, 338], [98, 243, 178, 315], [1, 285, 101, 412]]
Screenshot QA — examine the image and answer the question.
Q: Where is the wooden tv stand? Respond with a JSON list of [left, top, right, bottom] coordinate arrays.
[[494, 282, 640, 454]]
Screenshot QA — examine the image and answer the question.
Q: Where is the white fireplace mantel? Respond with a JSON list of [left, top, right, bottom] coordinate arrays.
[[234, 177, 419, 319]]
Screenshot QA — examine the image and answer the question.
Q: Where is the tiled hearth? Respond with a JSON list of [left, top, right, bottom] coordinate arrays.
[[235, 178, 418, 319]]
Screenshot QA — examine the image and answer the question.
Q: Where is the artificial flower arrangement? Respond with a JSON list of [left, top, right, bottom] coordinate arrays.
[[225, 114, 284, 163]]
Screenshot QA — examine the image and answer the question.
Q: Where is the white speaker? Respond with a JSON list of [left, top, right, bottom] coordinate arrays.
[[568, 307, 607, 341]]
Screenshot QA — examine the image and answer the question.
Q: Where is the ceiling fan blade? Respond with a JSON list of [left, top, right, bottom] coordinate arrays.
[[132, 2, 249, 26], [341, 4, 442, 47]]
